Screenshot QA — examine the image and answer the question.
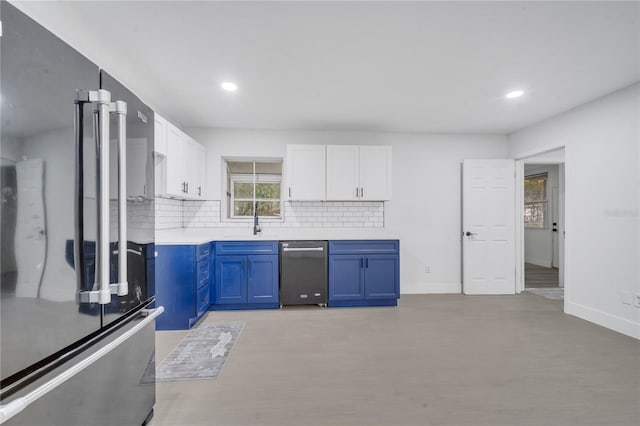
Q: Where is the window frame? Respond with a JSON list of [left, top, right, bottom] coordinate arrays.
[[230, 173, 282, 219], [524, 172, 548, 229]]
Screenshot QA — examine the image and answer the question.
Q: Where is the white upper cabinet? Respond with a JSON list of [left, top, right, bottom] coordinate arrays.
[[326, 145, 360, 200], [153, 113, 167, 196], [162, 120, 206, 200], [165, 121, 188, 198], [326, 145, 392, 201], [358, 146, 392, 201], [188, 137, 206, 199], [153, 113, 167, 157], [286, 144, 326, 200]]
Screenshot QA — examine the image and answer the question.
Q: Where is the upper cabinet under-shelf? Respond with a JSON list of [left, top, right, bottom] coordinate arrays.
[[286, 144, 392, 201], [154, 113, 206, 200]]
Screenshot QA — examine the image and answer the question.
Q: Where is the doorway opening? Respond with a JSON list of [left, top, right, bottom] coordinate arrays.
[[515, 147, 566, 306], [523, 165, 563, 300]]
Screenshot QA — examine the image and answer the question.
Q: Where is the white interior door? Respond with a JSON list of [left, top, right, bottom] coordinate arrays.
[[462, 159, 516, 295]]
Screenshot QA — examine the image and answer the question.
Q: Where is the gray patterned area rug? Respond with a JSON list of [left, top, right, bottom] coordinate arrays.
[[156, 322, 244, 382], [526, 287, 564, 300]]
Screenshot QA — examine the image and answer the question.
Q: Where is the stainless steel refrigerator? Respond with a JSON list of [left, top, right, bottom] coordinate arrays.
[[0, 3, 162, 425]]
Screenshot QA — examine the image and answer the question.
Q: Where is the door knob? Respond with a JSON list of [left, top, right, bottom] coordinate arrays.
[[465, 231, 477, 237]]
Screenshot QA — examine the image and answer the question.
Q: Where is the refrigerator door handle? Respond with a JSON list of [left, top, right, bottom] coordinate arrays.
[[73, 94, 86, 295], [76, 89, 112, 305], [110, 100, 128, 297], [0, 307, 165, 425]]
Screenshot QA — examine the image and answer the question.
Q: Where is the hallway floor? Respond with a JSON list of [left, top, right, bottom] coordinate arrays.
[[151, 294, 640, 426], [525, 263, 559, 288]]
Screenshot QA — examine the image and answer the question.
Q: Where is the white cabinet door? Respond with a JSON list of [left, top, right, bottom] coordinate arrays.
[[286, 145, 326, 200], [153, 114, 167, 157], [326, 145, 360, 200], [359, 146, 391, 201], [165, 122, 187, 198], [189, 139, 206, 199]]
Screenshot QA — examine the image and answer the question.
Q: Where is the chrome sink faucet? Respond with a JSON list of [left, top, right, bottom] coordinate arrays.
[[253, 204, 262, 236]]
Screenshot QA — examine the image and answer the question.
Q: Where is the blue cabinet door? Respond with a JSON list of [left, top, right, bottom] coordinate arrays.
[[329, 255, 365, 301], [364, 254, 399, 300], [155, 245, 195, 330], [247, 255, 279, 304], [215, 256, 247, 304]]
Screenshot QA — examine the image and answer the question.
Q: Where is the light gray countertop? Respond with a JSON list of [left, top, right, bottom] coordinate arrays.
[[155, 227, 400, 245]]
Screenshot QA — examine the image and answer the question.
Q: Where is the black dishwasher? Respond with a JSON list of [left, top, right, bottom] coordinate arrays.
[[279, 241, 328, 306]]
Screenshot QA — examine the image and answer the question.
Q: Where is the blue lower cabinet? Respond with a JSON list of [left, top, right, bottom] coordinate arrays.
[[328, 255, 365, 301], [328, 240, 400, 307], [211, 241, 279, 310], [215, 256, 247, 304], [247, 255, 279, 304], [364, 255, 400, 300], [155, 244, 210, 330]]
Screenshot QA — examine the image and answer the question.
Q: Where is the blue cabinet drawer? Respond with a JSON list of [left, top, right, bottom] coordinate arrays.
[[215, 241, 278, 255], [196, 284, 210, 317], [196, 259, 209, 289], [329, 240, 399, 255], [196, 243, 210, 262]]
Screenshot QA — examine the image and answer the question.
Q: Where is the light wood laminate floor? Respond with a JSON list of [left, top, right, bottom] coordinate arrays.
[[151, 294, 640, 426], [525, 263, 560, 288]]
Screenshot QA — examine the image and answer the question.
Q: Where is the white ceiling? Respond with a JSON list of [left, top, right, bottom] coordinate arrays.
[[12, 1, 640, 134]]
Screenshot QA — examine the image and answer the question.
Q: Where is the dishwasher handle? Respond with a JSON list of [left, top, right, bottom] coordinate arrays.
[[282, 247, 325, 252]]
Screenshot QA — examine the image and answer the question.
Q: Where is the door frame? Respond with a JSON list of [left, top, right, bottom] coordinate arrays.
[[514, 146, 566, 307], [551, 186, 560, 269]]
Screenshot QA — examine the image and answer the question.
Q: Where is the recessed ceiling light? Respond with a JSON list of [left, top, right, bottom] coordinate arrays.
[[221, 82, 238, 92], [505, 90, 525, 99]]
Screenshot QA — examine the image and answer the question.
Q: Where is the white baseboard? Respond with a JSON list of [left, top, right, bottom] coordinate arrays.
[[566, 301, 640, 340], [401, 282, 461, 295], [525, 257, 552, 268]]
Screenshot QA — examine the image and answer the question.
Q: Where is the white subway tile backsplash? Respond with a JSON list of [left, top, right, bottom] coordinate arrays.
[[155, 198, 384, 230]]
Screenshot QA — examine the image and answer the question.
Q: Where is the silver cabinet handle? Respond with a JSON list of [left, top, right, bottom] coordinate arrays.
[[111, 100, 128, 297], [356, 187, 359, 198], [289, 187, 292, 198], [360, 187, 364, 198]]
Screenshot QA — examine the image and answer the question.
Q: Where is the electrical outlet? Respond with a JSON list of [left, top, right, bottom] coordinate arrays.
[[634, 293, 640, 308], [424, 265, 431, 274], [621, 292, 633, 305]]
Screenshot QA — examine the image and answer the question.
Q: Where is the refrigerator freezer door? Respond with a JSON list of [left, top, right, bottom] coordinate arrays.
[[0, 2, 103, 382], [1, 310, 157, 426]]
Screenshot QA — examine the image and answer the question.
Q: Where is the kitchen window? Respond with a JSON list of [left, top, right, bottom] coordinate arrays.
[[524, 172, 547, 229], [225, 160, 282, 219]]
